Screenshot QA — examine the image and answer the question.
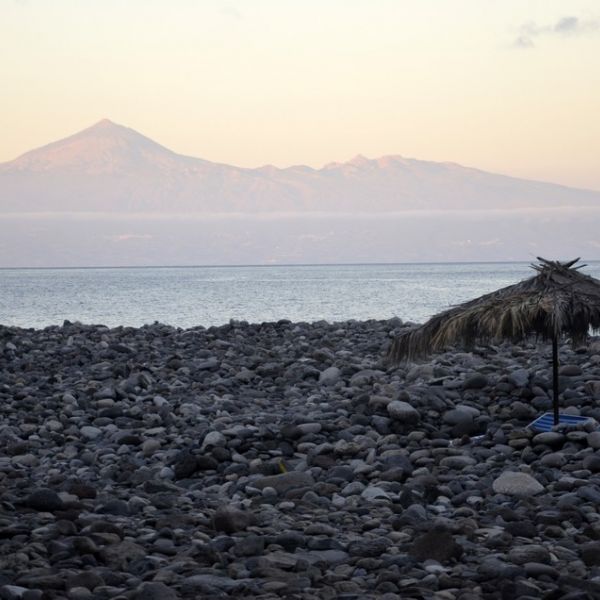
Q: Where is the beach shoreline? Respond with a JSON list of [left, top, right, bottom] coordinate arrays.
[[1, 318, 600, 598]]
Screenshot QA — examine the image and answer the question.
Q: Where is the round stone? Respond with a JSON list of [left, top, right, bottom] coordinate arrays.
[[492, 471, 543, 497], [80, 426, 102, 440], [387, 400, 420, 423]]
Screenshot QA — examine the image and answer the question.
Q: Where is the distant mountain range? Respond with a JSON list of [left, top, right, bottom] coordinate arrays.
[[2, 119, 599, 214], [1, 120, 600, 267]]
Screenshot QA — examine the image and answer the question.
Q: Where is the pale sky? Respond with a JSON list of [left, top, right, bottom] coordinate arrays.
[[2, 0, 600, 189]]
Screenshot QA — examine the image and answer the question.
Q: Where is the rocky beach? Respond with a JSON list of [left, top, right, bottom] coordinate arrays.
[[2, 318, 600, 599]]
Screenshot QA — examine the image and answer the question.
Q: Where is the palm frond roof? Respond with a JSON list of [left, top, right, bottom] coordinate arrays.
[[388, 258, 600, 363]]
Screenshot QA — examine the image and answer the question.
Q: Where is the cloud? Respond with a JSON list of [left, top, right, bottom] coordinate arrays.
[[554, 16, 581, 33], [514, 34, 534, 49], [514, 16, 599, 48], [219, 4, 242, 20]]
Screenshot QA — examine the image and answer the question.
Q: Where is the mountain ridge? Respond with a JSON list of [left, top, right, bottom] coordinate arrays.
[[1, 119, 599, 213]]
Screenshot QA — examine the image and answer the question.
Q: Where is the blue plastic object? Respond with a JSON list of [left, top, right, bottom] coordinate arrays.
[[528, 412, 593, 433]]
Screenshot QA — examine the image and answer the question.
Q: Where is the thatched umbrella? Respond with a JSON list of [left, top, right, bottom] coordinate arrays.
[[388, 258, 600, 425]]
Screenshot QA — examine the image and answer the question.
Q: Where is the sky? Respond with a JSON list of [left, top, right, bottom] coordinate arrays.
[[1, 0, 600, 190]]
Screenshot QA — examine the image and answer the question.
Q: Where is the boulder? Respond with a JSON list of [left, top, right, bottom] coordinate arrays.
[[492, 471, 543, 497], [387, 400, 420, 424]]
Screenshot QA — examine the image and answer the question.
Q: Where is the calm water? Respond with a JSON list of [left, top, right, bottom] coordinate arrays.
[[2, 262, 599, 329]]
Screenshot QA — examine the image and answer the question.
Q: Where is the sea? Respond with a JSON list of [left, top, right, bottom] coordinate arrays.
[[2, 262, 599, 330]]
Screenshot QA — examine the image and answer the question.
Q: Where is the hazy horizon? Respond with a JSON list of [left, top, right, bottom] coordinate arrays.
[[5, 257, 600, 271], [2, 1, 600, 267]]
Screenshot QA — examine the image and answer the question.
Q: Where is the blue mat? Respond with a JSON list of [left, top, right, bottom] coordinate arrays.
[[528, 412, 593, 433]]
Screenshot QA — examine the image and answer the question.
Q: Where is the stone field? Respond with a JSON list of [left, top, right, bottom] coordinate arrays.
[[2, 318, 600, 599]]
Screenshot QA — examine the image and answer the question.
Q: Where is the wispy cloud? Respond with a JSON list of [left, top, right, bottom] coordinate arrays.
[[514, 16, 599, 48], [219, 4, 243, 20]]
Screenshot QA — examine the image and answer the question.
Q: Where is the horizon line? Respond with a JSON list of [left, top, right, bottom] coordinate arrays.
[[2, 259, 600, 271]]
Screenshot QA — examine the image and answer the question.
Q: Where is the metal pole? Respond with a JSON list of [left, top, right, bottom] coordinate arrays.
[[552, 334, 559, 426]]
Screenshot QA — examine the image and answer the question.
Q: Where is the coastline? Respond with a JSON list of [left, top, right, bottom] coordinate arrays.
[[1, 318, 600, 598]]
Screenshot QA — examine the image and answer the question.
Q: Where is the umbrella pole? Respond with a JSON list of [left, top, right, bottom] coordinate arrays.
[[552, 334, 559, 426]]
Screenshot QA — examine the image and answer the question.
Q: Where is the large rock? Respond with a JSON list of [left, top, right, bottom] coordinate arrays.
[[361, 486, 391, 501], [583, 453, 600, 473], [253, 471, 314, 495], [24, 488, 64, 512], [532, 432, 565, 447], [559, 364, 582, 376], [348, 537, 391, 557], [212, 506, 255, 533], [0, 586, 29, 600], [100, 540, 147, 569], [508, 369, 530, 388], [508, 544, 551, 565], [65, 572, 104, 591], [462, 373, 488, 390], [587, 431, 600, 449], [585, 381, 600, 398], [319, 366, 341, 386], [80, 426, 102, 440], [172, 451, 199, 480], [443, 406, 479, 425], [233, 534, 265, 557], [581, 542, 600, 566], [181, 574, 240, 594], [387, 400, 420, 424], [492, 471, 543, 497], [131, 582, 178, 600], [201, 431, 227, 449], [409, 527, 463, 563]]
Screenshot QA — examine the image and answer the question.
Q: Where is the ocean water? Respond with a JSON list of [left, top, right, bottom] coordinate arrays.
[[1, 262, 600, 329]]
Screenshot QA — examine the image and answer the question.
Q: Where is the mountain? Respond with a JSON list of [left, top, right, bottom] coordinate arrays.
[[2, 120, 600, 267], [2, 119, 599, 213]]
